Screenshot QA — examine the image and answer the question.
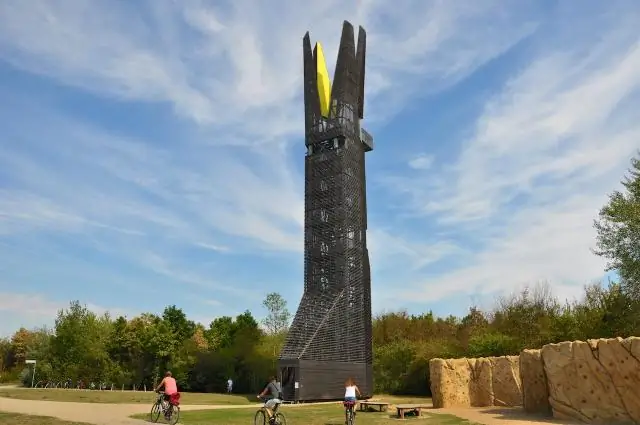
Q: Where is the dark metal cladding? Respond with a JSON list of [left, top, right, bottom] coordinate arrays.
[[278, 20, 374, 402], [330, 21, 357, 108], [355, 26, 366, 119], [303, 32, 321, 135]]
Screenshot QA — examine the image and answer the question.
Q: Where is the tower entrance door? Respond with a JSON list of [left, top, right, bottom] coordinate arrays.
[[280, 366, 297, 401]]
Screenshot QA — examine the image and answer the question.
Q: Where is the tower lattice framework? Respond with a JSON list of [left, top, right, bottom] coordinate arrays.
[[277, 20, 374, 402]]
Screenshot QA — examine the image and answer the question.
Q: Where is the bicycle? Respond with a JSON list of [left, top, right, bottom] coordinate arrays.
[[344, 400, 357, 425], [254, 396, 286, 425], [150, 391, 180, 425]]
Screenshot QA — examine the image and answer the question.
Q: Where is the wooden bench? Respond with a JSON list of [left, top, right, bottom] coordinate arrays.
[[396, 404, 427, 419], [358, 401, 389, 412]]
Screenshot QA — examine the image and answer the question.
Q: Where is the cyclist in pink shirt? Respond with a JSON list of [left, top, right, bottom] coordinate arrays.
[[155, 371, 178, 402]]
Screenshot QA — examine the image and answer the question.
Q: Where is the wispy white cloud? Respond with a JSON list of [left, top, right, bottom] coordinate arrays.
[[407, 154, 434, 170], [368, 228, 461, 274], [0, 292, 62, 319], [0, 291, 129, 336], [0, 1, 536, 303], [0, 0, 636, 326], [0, 0, 538, 139], [0, 101, 303, 254], [387, 9, 640, 303]]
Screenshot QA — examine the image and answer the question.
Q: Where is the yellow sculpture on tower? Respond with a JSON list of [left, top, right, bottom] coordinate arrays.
[[314, 42, 331, 118]]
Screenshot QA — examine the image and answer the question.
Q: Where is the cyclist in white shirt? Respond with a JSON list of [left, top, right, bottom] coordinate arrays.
[[344, 377, 361, 402]]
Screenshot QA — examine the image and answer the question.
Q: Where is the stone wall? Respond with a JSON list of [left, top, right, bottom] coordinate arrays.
[[429, 356, 522, 408], [541, 337, 640, 424], [430, 337, 640, 424], [519, 349, 550, 415]]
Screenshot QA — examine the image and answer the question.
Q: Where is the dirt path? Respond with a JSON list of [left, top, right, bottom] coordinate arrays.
[[0, 396, 260, 425], [438, 406, 580, 425], [0, 396, 581, 425]]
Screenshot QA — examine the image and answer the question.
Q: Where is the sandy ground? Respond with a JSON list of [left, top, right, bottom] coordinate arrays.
[[439, 407, 580, 425], [0, 395, 581, 425]]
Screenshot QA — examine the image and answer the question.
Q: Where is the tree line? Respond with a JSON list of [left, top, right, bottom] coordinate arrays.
[[1, 153, 638, 395]]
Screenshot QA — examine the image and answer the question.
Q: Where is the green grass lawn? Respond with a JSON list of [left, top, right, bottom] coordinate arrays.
[[0, 388, 253, 405], [132, 404, 479, 425], [0, 411, 91, 425]]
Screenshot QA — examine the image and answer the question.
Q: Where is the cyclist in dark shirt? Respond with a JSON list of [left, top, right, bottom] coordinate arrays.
[[257, 376, 282, 419]]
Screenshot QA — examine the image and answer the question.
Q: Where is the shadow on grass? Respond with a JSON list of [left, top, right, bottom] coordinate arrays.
[[240, 394, 259, 403]]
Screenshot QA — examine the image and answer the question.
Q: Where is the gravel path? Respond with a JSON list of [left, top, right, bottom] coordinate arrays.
[[0, 395, 581, 425], [0, 396, 259, 425]]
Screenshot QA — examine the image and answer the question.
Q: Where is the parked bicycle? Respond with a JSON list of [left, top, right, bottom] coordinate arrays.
[[254, 396, 286, 425], [344, 400, 356, 425], [150, 391, 180, 425]]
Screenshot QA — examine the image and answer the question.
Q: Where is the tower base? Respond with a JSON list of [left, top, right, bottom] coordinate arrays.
[[277, 359, 373, 402]]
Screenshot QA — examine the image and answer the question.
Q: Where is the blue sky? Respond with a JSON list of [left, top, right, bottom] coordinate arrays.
[[1, 0, 639, 337]]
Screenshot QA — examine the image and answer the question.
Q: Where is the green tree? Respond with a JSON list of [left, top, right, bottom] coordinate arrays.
[[49, 301, 113, 382], [594, 153, 640, 298], [457, 307, 489, 350], [205, 316, 235, 351], [9, 328, 33, 365], [261, 293, 291, 335], [105, 316, 135, 386], [7, 273, 640, 395], [467, 332, 517, 357], [229, 311, 263, 393], [373, 340, 418, 394], [0, 338, 11, 371], [491, 284, 560, 350], [162, 305, 196, 342], [571, 281, 637, 338], [131, 314, 174, 386]]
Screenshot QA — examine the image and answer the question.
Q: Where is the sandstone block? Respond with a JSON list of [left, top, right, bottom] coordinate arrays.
[[541, 337, 640, 424], [469, 357, 493, 407], [519, 349, 550, 415], [430, 358, 472, 408], [429, 355, 521, 408], [491, 356, 522, 407]]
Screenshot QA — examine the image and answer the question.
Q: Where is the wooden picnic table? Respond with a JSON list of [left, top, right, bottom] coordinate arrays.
[[358, 400, 389, 412], [396, 404, 428, 419]]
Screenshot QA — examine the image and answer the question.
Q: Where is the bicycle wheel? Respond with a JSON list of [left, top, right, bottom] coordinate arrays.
[[348, 409, 355, 425], [167, 406, 180, 425], [274, 412, 287, 425], [254, 409, 267, 425], [149, 402, 161, 423]]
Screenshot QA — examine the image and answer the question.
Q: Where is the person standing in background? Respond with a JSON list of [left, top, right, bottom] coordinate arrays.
[[227, 378, 233, 393]]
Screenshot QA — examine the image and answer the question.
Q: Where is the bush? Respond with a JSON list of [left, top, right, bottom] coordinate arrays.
[[374, 339, 461, 396], [19, 367, 33, 387], [374, 340, 418, 394], [0, 367, 22, 384], [467, 332, 518, 357]]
